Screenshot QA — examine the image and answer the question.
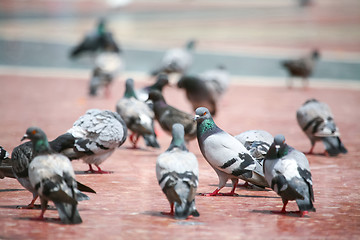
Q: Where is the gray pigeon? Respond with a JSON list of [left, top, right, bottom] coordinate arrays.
[[116, 78, 160, 149], [151, 39, 196, 76], [147, 90, 197, 142], [135, 73, 169, 102], [70, 18, 121, 58], [235, 130, 274, 162], [0, 146, 12, 179], [23, 127, 88, 224], [177, 65, 230, 116], [61, 109, 128, 173], [263, 134, 316, 217], [296, 99, 347, 156], [156, 123, 200, 219], [282, 49, 320, 88], [194, 107, 268, 196], [5, 138, 96, 209]]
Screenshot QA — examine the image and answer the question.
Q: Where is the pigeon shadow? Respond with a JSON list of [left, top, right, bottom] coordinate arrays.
[[252, 209, 309, 218], [0, 188, 26, 192], [197, 193, 279, 199], [74, 170, 114, 175], [140, 211, 173, 219], [208, 183, 271, 191], [16, 216, 66, 224], [0, 204, 55, 210]]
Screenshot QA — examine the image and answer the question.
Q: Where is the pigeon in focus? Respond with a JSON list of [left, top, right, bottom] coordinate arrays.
[[135, 73, 169, 102], [281, 49, 320, 88], [156, 123, 200, 219], [235, 130, 274, 162], [177, 65, 230, 116], [194, 107, 268, 196], [70, 18, 121, 59], [151, 39, 196, 77], [263, 134, 316, 217], [58, 109, 128, 173], [296, 99, 347, 156], [147, 90, 197, 142], [116, 78, 160, 149], [6, 138, 96, 209], [23, 127, 88, 224]]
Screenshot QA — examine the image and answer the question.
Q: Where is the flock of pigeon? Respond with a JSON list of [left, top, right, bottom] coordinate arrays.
[[0, 18, 347, 225]]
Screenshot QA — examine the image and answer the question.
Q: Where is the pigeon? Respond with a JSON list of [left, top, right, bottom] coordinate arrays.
[[23, 127, 87, 224], [296, 99, 347, 156], [59, 109, 128, 173], [177, 65, 230, 116], [281, 49, 320, 88], [235, 130, 274, 162], [89, 51, 123, 97], [263, 134, 316, 217], [147, 90, 197, 142], [70, 18, 121, 59], [116, 79, 160, 149], [156, 123, 200, 219], [151, 39, 196, 76], [7, 138, 96, 209], [194, 107, 268, 196], [135, 73, 169, 102], [0, 146, 13, 179]]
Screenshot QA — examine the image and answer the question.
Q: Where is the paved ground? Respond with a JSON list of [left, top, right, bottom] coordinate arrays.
[[0, 0, 359, 239], [0, 73, 359, 239]]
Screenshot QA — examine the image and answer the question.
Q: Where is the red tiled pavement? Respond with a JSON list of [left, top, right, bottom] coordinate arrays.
[[0, 74, 359, 239]]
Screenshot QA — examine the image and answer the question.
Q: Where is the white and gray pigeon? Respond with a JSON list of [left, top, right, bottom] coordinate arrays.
[[60, 109, 128, 173], [23, 127, 89, 224], [5, 138, 96, 209], [177, 65, 230, 116], [296, 99, 347, 156], [263, 134, 316, 217], [235, 130, 274, 162], [282, 49, 320, 88], [135, 73, 169, 102], [156, 123, 199, 219], [194, 107, 268, 196], [116, 78, 160, 149], [151, 39, 196, 76]]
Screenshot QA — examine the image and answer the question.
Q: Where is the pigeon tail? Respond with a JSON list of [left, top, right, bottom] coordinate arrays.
[[322, 136, 347, 156], [143, 134, 160, 148], [173, 181, 198, 220], [54, 202, 82, 224]]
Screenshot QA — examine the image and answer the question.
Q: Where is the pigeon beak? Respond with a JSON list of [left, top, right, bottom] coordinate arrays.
[[21, 134, 29, 142], [275, 145, 280, 149], [194, 115, 200, 122]]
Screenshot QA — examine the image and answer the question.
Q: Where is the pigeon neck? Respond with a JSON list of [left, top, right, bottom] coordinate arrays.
[[33, 138, 52, 156], [197, 118, 218, 139], [166, 137, 188, 152], [124, 87, 137, 99], [266, 143, 289, 160]]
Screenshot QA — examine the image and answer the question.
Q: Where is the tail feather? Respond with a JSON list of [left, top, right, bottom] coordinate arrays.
[[54, 202, 82, 224], [322, 137, 348, 156], [173, 181, 199, 219], [143, 134, 160, 148]]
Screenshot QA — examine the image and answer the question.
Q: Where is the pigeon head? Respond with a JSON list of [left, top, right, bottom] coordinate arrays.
[[312, 49, 320, 60], [147, 90, 166, 103], [167, 123, 187, 152], [194, 107, 211, 123], [155, 74, 169, 90], [124, 78, 137, 98], [273, 134, 286, 149], [186, 39, 196, 50], [267, 134, 289, 159], [21, 127, 52, 155]]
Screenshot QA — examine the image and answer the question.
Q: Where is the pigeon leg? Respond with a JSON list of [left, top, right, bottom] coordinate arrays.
[[129, 133, 140, 149], [306, 144, 315, 155], [86, 164, 96, 173], [271, 200, 288, 214], [18, 196, 39, 209], [31, 198, 47, 221], [200, 188, 222, 196], [94, 164, 113, 174], [237, 181, 251, 188], [220, 178, 239, 196], [161, 203, 174, 216]]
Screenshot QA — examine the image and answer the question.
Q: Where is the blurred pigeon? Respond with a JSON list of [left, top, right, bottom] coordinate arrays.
[[282, 49, 320, 88], [264, 134, 316, 217], [116, 79, 160, 149], [147, 90, 197, 142], [70, 18, 121, 59], [89, 51, 123, 97], [135, 73, 169, 102], [194, 107, 268, 196], [156, 123, 200, 219], [23, 127, 87, 224], [296, 99, 347, 156], [235, 130, 274, 162], [7, 138, 96, 209], [59, 109, 128, 173], [177, 65, 230, 116], [0, 146, 13, 179], [151, 39, 196, 76]]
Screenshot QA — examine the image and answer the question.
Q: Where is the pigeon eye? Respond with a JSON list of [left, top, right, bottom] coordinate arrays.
[[203, 112, 207, 116], [32, 130, 37, 135]]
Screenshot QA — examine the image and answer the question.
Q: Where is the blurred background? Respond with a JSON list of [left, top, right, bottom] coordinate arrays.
[[0, 0, 359, 84]]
